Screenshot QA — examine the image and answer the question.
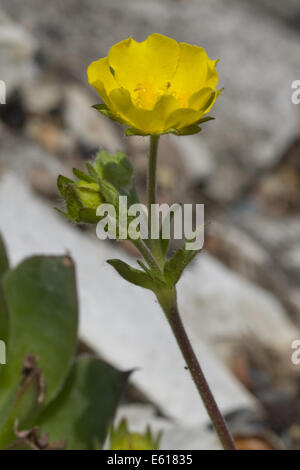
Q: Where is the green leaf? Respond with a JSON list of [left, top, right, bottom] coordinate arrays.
[[0, 355, 44, 448], [78, 208, 101, 224], [72, 168, 96, 183], [197, 116, 215, 125], [99, 180, 120, 207], [57, 175, 74, 198], [171, 125, 202, 136], [0, 256, 78, 435], [93, 104, 124, 125], [65, 184, 83, 222], [110, 418, 162, 450], [0, 235, 9, 279], [95, 150, 133, 189], [107, 259, 157, 292], [37, 357, 129, 450], [0, 235, 9, 345], [164, 244, 201, 286], [86, 162, 98, 180], [125, 128, 149, 137]]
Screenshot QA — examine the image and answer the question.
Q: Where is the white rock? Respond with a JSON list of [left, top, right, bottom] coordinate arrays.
[[22, 80, 63, 114], [169, 134, 216, 182], [178, 253, 297, 363], [63, 85, 123, 153], [0, 172, 256, 428], [0, 10, 37, 96], [3, 0, 300, 172]]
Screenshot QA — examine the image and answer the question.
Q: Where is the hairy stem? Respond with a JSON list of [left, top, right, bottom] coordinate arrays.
[[134, 238, 162, 276], [163, 296, 236, 450], [147, 135, 163, 266], [144, 134, 236, 450]]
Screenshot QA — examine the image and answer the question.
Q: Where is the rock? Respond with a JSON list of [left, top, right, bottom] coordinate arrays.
[[22, 80, 63, 115], [28, 167, 59, 199], [169, 134, 216, 184], [3, 0, 300, 202], [0, 131, 70, 177], [178, 250, 298, 363], [63, 85, 123, 153], [208, 214, 300, 320], [0, 172, 257, 428], [0, 8, 37, 96], [25, 118, 74, 154]]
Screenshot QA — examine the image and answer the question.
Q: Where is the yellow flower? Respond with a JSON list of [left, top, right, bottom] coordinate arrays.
[[87, 33, 221, 136]]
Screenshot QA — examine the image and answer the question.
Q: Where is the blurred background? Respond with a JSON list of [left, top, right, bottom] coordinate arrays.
[[1, 0, 300, 450]]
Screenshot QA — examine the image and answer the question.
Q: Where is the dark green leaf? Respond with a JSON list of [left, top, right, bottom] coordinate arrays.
[[0, 356, 43, 448], [72, 168, 96, 183], [95, 150, 133, 189], [164, 244, 201, 286], [93, 104, 124, 125], [37, 357, 129, 450], [107, 259, 156, 291], [57, 175, 74, 198], [86, 162, 98, 180], [0, 235, 9, 279]]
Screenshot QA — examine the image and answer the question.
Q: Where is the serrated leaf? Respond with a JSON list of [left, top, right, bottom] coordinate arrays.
[[164, 244, 200, 286], [99, 180, 119, 207], [37, 357, 129, 450], [57, 175, 74, 198], [95, 150, 133, 190], [78, 208, 101, 224], [107, 259, 157, 292], [65, 185, 83, 222], [86, 162, 98, 180], [72, 168, 96, 183]]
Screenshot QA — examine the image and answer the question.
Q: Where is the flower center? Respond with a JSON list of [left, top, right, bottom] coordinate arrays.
[[132, 81, 173, 109]]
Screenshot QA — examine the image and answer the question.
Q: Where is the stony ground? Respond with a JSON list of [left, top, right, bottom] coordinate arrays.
[[1, 0, 300, 450]]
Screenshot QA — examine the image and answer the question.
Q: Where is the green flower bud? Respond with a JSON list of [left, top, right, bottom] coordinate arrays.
[[57, 176, 103, 224], [74, 181, 103, 209]]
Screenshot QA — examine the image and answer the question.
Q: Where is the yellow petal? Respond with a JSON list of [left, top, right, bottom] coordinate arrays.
[[108, 88, 179, 134], [170, 43, 218, 106], [166, 88, 221, 131], [87, 57, 117, 105], [166, 108, 203, 131], [108, 34, 180, 109], [188, 88, 215, 110]]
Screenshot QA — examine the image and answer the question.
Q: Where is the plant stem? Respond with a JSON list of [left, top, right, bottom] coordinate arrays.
[[147, 135, 163, 266], [145, 134, 236, 450], [134, 238, 162, 276], [165, 297, 236, 450]]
